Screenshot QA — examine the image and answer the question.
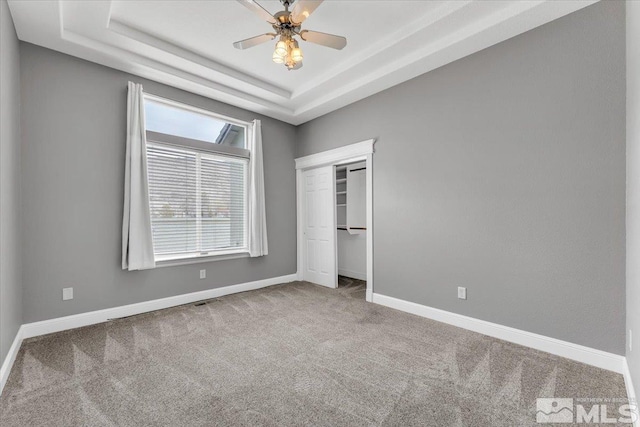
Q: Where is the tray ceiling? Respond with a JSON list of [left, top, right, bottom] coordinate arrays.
[[8, 0, 595, 125]]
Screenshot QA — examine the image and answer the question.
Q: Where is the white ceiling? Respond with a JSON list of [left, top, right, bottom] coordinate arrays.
[[8, 0, 596, 125]]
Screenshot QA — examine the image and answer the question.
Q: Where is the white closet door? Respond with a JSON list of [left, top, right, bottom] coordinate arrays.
[[302, 166, 337, 288]]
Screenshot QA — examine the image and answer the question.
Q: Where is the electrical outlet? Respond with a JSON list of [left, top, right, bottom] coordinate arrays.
[[457, 286, 467, 300], [62, 287, 73, 301], [200, 269, 206, 279]]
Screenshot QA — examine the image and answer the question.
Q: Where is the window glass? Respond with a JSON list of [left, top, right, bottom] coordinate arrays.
[[147, 143, 247, 259], [143, 96, 249, 261], [145, 99, 246, 148]]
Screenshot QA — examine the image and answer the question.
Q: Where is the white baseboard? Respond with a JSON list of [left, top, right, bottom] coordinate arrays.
[[0, 325, 24, 395], [338, 269, 367, 281], [0, 273, 297, 396], [623, 359, 639, 426], [2, 280, 631, 404], [21, 273, 298, 340], [372, 293, 626, 374]]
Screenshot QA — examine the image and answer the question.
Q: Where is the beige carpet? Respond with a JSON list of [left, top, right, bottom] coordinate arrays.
[[0, 277, 628, 426]]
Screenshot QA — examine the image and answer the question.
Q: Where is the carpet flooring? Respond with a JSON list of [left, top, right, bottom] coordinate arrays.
[[0, 277, 629, 426]]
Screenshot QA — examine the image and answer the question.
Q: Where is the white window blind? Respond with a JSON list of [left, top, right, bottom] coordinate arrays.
[[146, 142, 248, 260]]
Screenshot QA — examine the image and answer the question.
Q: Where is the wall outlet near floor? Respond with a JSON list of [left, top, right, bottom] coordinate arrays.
[[200, 269, 206, 279], [457, 286, 467, 300], [62, 287, 73, 301]]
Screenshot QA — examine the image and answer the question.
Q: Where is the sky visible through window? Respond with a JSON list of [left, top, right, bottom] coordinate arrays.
[[145, 99, 226, 143]]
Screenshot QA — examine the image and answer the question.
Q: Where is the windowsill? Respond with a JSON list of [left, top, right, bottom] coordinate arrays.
[[155, 250, 250, 268]]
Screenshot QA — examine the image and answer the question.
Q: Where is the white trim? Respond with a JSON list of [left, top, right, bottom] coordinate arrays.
[[0, 274, 297, 394], [143, 93, 253, 128], [623, 360, 640, 426], [296, 168, 304, 282], [338, 269, 367, 282], [3, 283, 635, 406], [295, 140, 374, 170], [7, 0, 596, 125], [365, 153, 373, 303], [20, 274, 297, 340], [0, 273, 296, 396], [109, 19, 292, 100], [295, 140, 375, 302], [155, 252, 249, 268], [155, 249, 249, 264], [372, 293, 626, 374], [0, 326, 24, 395]]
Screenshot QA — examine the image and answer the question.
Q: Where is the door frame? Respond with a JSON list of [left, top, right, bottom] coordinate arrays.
[[295, 139, 375, 302]]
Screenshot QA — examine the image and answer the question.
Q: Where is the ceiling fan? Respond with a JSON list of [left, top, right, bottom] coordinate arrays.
[[233, 0, 347, 71]]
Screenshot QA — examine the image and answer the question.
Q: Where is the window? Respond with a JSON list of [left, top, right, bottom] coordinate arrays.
[[145, 99, 246, 147], [144, 96, 249, 262]]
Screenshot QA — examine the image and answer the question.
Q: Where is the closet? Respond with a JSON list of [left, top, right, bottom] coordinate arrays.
[[336, 162, 367, 282], [296, 138, 373, 297]]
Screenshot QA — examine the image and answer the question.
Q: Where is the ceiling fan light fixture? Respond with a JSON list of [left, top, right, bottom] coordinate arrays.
[[272, 51, 285, 63], [275, 39, 288, 57], [291, 47, 303, 63], [288, 38, 303, 62], [233, 0, 346, 70]]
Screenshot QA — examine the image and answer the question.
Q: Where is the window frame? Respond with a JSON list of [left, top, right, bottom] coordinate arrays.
[[143, 94, 252, 264], [144, 93, 252, 140]]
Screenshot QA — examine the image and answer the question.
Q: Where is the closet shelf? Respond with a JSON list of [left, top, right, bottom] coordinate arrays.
[[336, 191, 347, 195], [337, 204, 346, 207], [336, 178, 347, 184]]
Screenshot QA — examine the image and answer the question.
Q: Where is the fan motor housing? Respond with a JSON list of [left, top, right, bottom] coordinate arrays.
[[273, 11, 300, 34], [275, 11, 298, 25]]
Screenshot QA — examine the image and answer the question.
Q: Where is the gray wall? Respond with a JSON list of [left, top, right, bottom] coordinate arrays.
[[297, 1, 626, 354], [627, 0, 640, 401], [0, 0, 23, 363], [20, 43, 297, 323]]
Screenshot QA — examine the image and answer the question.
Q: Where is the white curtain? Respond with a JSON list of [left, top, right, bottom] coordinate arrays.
[[248, 119, 268, 257], [122, 82, 156, 270]]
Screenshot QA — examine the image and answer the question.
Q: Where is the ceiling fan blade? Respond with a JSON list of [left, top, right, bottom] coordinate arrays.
[[235, 0, 276, 24], [299, 30, 347, 50], [290, 0, 323, 25], [233, 33, 276, 49]]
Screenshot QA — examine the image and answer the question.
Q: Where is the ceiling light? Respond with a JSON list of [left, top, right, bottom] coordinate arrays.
[[291, 47, 303, 63], [233, 0, 347, 71], [275, 39, 288, 57], [272, 51, 285, 63], [288, 39, 302, 63]]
